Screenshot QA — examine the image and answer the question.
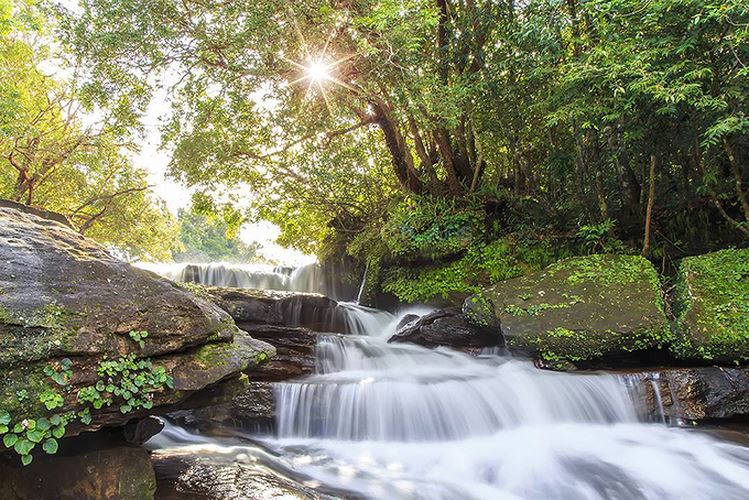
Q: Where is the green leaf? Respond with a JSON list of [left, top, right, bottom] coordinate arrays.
[[36, 418, 51, 431], [42, 438, 58, 455], [52, 425, 65, 439], [95, 381, 106, 391], [79, 412, 92, 425], [26, 429, 45, 443], [0, 425, 7, 434], [119, 404, 132, 414], [3, 433, 18, 448], [14, 438, 34, 455], [21, 454, 33, 466], [49, 415, 61, 426], [0, 412, 10, 425]]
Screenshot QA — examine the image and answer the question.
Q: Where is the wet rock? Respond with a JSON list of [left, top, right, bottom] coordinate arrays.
[[0, 204, 274, 442], [151, 447, 341, 500], [123, 416, 165, 446], [670, 249, 749, 363], [170, 382, 276, 434], [389, 308, 503, 349], [485, 254, 670, 366], [242, 324, 320, 381], [205, 287, 344, 333], [631, 366, 749, 422], [396, 314, 419, 331], [0, 433, 156, 499], [462, 292, 501, 331]]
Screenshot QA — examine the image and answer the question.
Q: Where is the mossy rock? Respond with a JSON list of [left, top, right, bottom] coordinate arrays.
[[484, 254, 670, 365], [671, 248, 749, 363], [0, 204, 274, 440]]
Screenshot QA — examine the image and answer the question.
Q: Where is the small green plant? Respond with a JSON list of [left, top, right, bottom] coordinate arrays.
[[576, 219, 630, 254], [2, 353, 172, 466], [77, 355, 173, 414], [0, 410, 74, 465], [43, 358, 72, 386], [128, 330, 149, 349]]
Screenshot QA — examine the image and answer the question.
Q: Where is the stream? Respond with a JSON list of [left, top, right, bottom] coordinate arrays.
[[144, 263, 749, 499]]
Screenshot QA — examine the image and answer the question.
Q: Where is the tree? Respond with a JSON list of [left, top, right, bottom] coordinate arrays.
[[1, 0, 180, 260], [58, 0, 749, 257], [174, 207, 260, 263]]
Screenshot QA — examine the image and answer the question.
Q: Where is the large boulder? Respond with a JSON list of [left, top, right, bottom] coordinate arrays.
[[0, 205, 274, 463], [389, 308, 503, 349], [485, 254, 670, 366], [671, 249, 749, 363]]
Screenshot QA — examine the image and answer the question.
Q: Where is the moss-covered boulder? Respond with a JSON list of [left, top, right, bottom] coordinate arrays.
[[671, 248, 749, 363], [484, 254, 670, 366], [0, 203, 274, 464]]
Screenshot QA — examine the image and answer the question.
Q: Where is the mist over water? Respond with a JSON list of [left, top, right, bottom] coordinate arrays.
[[147, 273, 749, 499]]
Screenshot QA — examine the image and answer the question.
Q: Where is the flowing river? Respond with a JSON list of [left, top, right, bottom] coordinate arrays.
[[145, 263, 749, 499]]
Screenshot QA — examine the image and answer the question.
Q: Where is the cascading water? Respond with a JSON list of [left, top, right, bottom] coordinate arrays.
[[260, 310, 749, 499], [150, 301, 749, 499], [137, 262, 331, 295]]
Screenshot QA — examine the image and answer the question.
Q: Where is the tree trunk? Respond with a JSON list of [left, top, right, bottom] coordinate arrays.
[[642, 155, 657, 256]]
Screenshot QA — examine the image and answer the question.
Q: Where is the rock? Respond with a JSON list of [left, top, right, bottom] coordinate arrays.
[[485, 254, 670, 366], [243, 324, 320, 381], [462, 292, 501, 331], [396, 314, 419, 331], [671, 249, 749, 363], [205, 287, 345, 333], [151, 446, 341, 499], [123, 416, 164, 445], [170, 381, 276, 434], [0, 432, 156, 499], [0, 205, 275, 451], [629, 366, 749, 422], [389, 308, 503, 349]]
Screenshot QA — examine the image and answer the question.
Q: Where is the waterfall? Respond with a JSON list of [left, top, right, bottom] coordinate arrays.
[[263, 307, 749, 499], [137, 262, 331, 295], [148, 297, 749, 499]]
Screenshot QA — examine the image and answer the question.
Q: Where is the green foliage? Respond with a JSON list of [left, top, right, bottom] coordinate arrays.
[[382, 235, 569, 303], [381, 196, 484, 261], [128, 330, 148, 349], [174, 207, 259, 263], [0, 0, 179, 261], [576, 219, 631, 254], [2, 351, 172, 466], [77, 355, 173, 414]]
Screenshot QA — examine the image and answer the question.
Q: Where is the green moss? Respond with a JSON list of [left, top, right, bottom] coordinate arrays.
[[462, 292, 497, 329], [671, 248, 749, 362], [504, 302, 572, 316], [382, 235, 571, 303], [0, 305, 13, 324], [511, 324, 670, 364], [192, 342, 235, 369]]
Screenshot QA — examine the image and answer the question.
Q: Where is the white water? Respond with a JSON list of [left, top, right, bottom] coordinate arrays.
[[137, 261, 329, 295], [152, 301, 749, 499]]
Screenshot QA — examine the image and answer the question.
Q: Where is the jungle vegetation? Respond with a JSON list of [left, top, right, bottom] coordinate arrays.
[[1, 0, 747, 294]]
